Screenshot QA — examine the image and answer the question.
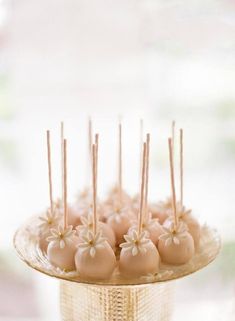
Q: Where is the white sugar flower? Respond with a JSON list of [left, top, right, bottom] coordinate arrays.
[[120, 230, 151, 256], [76, 213, 94, 235], [166, 204, 192, 220], [159, 221, 188, 246], [107, 205, 130, 223], [47, 225, 76, 249], [77, 231, 107, 258], [38, 207, 62, 231], [130, 214, 159, 238]]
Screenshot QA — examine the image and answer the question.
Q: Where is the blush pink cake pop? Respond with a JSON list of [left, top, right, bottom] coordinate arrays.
[[158, 221, 194, 264], [128, 214, 164, 246], [47, 225, 79, 270], [119, 140, 160, 278], [148, 200, 171, 224], [158, 137, 195, 265], [163, 206, 200, 249], [106, 203, 133, 245], [119, 230, 160, 278], [39, 130, 62, 252], [75, 231, 116, 280], [77, 213, 116, 249], [75, 137, 116, 280], [38, 206, 62, 252], [47, 138, 79, 271]]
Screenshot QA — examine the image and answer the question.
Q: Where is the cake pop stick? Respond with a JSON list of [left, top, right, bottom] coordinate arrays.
[[139, 119, 143, 181], [61, 122, 64, 205], [88, 117, 93, 164], [168, 138, 178, 230], [47, 130, 53, 213], [180, 128, 183, 208], [63, 139, 68, 229], [138, 142, 147, 235], [144, 134, 150, 221], [118, 122, 122, 203], [171, 120, 175, 159], [92, 142, 97, 234]]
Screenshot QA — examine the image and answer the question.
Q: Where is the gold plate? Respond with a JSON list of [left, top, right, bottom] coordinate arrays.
[[13, 216, 221, 286]]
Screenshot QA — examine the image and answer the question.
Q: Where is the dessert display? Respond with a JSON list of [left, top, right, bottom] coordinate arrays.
[[14, 120, 220, 287]]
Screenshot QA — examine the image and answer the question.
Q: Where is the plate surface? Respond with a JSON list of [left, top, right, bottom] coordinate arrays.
[[14, 217, 221, 286]]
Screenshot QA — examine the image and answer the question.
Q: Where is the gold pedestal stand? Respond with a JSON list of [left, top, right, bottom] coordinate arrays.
[[60, 280, 174, 321]]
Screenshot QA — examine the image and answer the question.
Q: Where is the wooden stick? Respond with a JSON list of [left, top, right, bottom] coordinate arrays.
[[144, 133, 150, 221], [47, 130, 53, 214], [171, 120, 175, 162], [138, 142, 147, 235], [168, 138, 178, 229], [88, 117, 92, 162], [63, 139, 68, 229], [92, 143, 97, 234], [118, 122, 122, 203], [95, 133, 99, 222], [61, 122, 64, 205], [139, 119, 143, 181], [180, 128, 183, 208]]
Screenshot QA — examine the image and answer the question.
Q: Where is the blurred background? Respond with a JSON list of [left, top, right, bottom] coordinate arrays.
[[0, 0, 235, 320]]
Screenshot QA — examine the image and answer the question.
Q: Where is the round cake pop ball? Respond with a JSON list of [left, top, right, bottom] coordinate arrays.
[[128, 214, 164, 246], [47, 225, 79, 271], [53, 198, 82, 228], [163, 206, 201, 250], [119, 230, 160, 278], [77, 214, 116, 249], [148, 202, 170, 224], [158, 222, 195, 265], [38, 207, 62, 252], [75, 231, 116, 280], [106, 205, 133, 245]]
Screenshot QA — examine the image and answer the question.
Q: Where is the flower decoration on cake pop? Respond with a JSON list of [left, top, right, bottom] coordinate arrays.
[[47, 225, 76, 249], [159, 221, 188, 246], [38, 207, 62, 231], [107, 204, 130, 223], [120, 230, 151, 256], [167, 204, 192, 220], [76, 213, 93, 234], [77, 231, 107, 258], [130, 213, 159, 236]]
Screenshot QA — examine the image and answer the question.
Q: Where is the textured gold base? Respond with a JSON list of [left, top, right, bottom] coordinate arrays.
[[60, 280, 175, 321]]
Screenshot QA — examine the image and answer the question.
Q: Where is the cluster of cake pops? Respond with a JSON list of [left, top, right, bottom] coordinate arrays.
[[38, 121, 201, 281]]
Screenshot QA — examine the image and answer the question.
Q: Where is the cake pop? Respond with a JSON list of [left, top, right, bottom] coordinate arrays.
[[119, 141, 160, 278], [158, 138, 194, 265], [75, 137, 116, 280], [77, 213, 116, 249], [38, 130, 62, 252], [47, 138, 78, 271], [163, 129, 200, 248], [128, 134, 164, 245], [38, 206, 62, 252]]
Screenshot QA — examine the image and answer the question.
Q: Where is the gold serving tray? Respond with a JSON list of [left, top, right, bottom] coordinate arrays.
[[14, 216, 221, 286]]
